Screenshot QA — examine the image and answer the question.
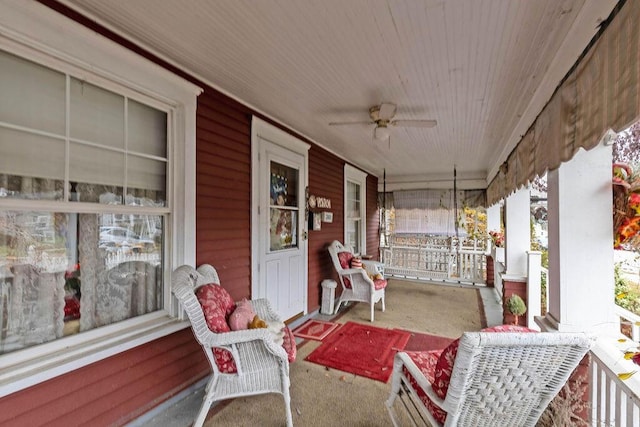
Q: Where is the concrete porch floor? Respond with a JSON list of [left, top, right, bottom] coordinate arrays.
[[128, 284, 503, 427]]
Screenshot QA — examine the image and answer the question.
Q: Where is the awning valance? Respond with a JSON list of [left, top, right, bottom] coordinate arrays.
[[487, 0, 640, 205]]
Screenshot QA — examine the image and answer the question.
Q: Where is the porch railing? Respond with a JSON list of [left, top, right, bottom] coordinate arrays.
[[614, 305, 640, 343], [590, 341, 640, 427], [382, 244, 486, 284], [525, 254, 640, 425]]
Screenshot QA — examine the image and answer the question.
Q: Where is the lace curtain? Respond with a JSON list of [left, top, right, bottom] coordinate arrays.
[[78, 214, 159, 331], [0, 211, 160, 355]]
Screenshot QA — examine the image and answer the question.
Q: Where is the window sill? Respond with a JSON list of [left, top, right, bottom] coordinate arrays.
[[0, 314, 189, 398]]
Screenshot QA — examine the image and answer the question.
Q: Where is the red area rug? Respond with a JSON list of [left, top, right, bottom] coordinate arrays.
[[397, 329, 456, 352], [292, 319, 341, 341], [305, 321, 411, 382]]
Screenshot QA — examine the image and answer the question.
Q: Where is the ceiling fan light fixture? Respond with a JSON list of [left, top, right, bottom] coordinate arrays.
[[374, 124, 390, 140]]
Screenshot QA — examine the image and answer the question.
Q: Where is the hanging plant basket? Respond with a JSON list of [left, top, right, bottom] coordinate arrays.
[[612, 163, 640, 249]]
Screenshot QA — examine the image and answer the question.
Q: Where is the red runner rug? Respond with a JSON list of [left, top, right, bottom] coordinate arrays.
[[397, 329, 456, 352], [305, 321, 411, 383], [292, 319, 341, 341]]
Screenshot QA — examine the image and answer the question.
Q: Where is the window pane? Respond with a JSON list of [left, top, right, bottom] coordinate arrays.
[[346, 219, 361, 254], [0, 175, 64, 201], [128, 99, 167, 157], [127, 155, 166, 206], [70, 141, 125, 192], [270, 162, 298, 208], [70, 78, 125, 149], [347, 181, 360, 218], [0, 127, 65, 200], [0, 211, 163, 355], [270, 208, 297, 251], [0, 51, 66, 135]]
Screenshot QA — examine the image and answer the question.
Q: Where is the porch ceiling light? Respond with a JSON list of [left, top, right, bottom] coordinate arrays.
[[374, 124, 390, 140]]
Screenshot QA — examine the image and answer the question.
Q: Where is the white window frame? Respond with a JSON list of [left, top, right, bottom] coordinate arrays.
[[0, 1, 201, 397], [344, 164, 367, 255]]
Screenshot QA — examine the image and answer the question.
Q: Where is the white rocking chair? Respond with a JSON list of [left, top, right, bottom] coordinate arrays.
[[386, 329, 593, 426], [172, 264, 294, 427], [327, 240, 387, 322]]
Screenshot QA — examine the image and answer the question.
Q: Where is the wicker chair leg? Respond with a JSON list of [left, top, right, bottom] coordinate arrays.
[[283, 389, 293, 427], [193, 391, 216, 427], [370, 297, 375, 322], [281, 367, 293, 427], [386, 356, 403, 427], [381, 294, 386, 312]]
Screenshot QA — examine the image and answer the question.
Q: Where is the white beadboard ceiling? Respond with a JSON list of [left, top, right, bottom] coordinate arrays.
[[61, 0, 618, 190]]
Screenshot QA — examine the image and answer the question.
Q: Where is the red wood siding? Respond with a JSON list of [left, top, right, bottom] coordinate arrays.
[[195, 88, 253, 301], [307, 146, 346, 310], [0, 330, 207, 426]]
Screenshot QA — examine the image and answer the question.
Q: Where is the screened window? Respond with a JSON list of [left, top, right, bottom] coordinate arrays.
[[0, 50, 168, 355]]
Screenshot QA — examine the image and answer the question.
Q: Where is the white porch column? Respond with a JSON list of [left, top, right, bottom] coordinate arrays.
[[540, 143, 616, 334], [486, 203, 501, 234], [505, 187, 530, 276]]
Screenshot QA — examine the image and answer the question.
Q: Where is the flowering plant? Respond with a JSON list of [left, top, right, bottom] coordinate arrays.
[[612, 162, 640, 249], [489, 230, 504, 248]]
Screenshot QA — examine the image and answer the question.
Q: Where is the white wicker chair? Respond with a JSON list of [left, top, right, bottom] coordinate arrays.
[[327, 240, 387, 322], [386, 331, 593, 427], [172, 264, 293, 427]]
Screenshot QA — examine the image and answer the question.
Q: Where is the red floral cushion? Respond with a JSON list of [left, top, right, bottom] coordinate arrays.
[[337, 251, 354, 269], [197, 282, 236, 316], [212, 347, 237, 373], [282, 326, 297, 363], [373, 278, 387, 290], [196, 285, 232, 334], [403, 350, 447, 424]]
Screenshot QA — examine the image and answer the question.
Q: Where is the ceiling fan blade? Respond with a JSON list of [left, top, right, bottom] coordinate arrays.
[[328, 120, 374, 126], [391, 119, 437, 128], [378, 103, 397, 121]]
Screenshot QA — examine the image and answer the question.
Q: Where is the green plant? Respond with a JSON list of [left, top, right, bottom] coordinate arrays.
[[614, 263, 640, 316], [506, 294, 527, 325]]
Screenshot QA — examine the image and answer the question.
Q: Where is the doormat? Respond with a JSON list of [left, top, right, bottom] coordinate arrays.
[[292, 319, 341, 341], [305, 321, 411, 383]]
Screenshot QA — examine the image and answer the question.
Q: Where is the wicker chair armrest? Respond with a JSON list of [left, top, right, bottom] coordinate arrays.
[[342, 268, 375, 288], [203, 327, 288, 360], [342, 267, 372, 278], [251, 298, 284, 323], [395, 352, 445, 410], [361, 260, 384, 275]]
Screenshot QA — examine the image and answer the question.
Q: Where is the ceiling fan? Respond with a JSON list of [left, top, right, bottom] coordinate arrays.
[[329, 102, 437, 140]]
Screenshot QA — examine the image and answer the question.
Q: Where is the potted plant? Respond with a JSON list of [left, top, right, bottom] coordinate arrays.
[[506, 294, 527, 326]]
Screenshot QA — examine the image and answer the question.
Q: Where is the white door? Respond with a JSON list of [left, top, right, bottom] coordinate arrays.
[[251, 118, 308, 321]]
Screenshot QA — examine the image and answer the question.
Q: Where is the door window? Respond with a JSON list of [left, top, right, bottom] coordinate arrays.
[[269, 161, 299, 251]]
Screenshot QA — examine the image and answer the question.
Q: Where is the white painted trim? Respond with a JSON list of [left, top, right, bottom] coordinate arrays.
[[0, 0, 200, 394], [344, 164, 368, 255], [500, 274, 527, 282]]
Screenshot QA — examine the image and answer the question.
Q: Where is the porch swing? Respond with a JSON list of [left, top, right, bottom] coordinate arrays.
[[380, 168, 486, 284]]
